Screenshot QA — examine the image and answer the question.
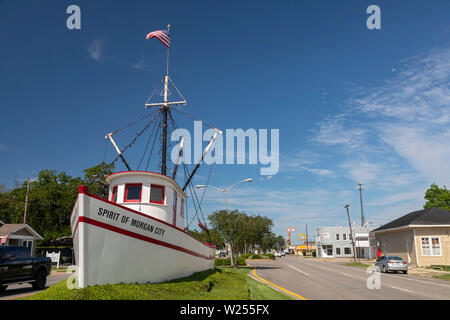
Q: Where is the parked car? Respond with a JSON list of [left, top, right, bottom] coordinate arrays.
[[375, 256, 408, 274], [280, 251, 285, 256], [0, 246, 52, 294], [274, 252, 282, 257], [218, 251, 226, 258]]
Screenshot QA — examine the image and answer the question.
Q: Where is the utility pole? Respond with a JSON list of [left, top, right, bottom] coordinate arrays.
[[23, 177, 30, 224], [357, 182, 366, 227], [345, 204, 357, 263]]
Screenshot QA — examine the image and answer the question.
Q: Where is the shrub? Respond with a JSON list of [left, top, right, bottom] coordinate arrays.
[[250, 254, 263, 259], [240, 253, 252, 260], [302, 251, 306, 256], [215, 258, 231, 266], [265, 253, 275, 260], [237, 255, 247, 266], [312, 250, 316, 257]]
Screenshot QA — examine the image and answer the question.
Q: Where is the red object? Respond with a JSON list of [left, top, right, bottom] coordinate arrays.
[[198, 222, 209, 233], [71, 188, 215, 249], [376, 249, 381, 258], [146, 30, 170, 47], [78, 185, 89, 194], [124, 184, 142, 202], [111, 186, 118, 203], [76, 217, 214, 260]]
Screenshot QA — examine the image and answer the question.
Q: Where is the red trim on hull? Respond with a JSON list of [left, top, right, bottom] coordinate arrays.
[[74, 186, 215, 249], [78, 217, 215, 261]]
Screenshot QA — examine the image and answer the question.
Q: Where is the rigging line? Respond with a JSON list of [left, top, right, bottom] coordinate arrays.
[[103, 140, 109, 164], [137, 111, 161, 170], [111, 109, 159, 135], [168, 77, 186, 102], [110, 115, 156, 167], [183, 162, 206, 230], [184, 164, 200, 229], [186, 164, 209, 229], [145, 78, 165, 105], [145, 112, 162, 171], [170, 108, 218, 130], [198, 161, 213, 209]]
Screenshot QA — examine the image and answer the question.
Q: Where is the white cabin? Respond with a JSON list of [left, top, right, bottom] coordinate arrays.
[[105, 171, 187, 230]]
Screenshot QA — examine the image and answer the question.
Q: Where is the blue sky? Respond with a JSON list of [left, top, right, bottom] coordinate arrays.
[[1, 0, 449, 241]]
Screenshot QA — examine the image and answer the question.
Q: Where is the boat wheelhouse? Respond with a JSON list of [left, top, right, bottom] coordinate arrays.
[[106, 171, 187, 230]]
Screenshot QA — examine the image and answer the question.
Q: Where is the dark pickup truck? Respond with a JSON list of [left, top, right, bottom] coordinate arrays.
[[0, 246, 52, 294]]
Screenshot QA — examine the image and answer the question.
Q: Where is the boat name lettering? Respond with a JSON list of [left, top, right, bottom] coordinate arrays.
[[98, 207, 120, 221], [130, 219, 165, 236], [97, 207, 166, 236]]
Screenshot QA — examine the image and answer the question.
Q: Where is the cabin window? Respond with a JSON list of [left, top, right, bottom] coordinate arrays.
[[150, 184, 165, 204], [172, 191, 177, 225], [180, 199, 184, 218], [124, 184, 142, 202], [111, 186, 118, 203]]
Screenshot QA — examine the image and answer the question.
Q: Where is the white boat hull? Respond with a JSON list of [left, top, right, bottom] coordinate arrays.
[[71, 186, 215, 288]]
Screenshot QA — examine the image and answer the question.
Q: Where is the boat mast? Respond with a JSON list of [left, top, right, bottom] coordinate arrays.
[[161, 24, 171, 176]]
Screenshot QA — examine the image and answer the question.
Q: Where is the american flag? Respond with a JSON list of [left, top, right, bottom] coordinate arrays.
[[146, 30, 170, 48]]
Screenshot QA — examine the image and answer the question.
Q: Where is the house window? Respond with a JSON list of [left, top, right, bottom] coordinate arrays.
[[343, 234, 347, 241], [336, 234, 340, 241], [150, 184, 165, 204], [124, 184, 142, 202], [344, 248, 351, 255], [421, 237, 441, 256], [336, 248, 341, 255], [111, 186, 118, 203]]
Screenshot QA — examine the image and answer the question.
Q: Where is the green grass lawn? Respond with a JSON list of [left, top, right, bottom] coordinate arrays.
[[222, 267, 293, 300], [345, 262, 371, 268], [25, 267, 292, 300], [51, 266, 68, 272], [432, 274, 450, 281]]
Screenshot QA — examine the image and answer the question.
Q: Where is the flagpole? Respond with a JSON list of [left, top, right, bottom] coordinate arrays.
[[166, 24, 170, 77], [161, 24, 170, 176]]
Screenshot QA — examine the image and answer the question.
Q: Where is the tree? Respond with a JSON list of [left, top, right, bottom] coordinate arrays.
[[208, 210, 278, 266], [424, 184, 450, 211], [83, 162, 115, 198], [208, 210, 248, 267], [0, 163, 114, 242], [188, 228, 225, 250]]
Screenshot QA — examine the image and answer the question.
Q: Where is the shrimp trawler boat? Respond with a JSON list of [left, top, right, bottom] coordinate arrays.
[[70, 26, 221, 288]]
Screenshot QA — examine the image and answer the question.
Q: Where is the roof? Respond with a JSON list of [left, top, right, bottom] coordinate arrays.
[[0, 223, 43, 240], [0, 224, 25, 236], [371, 207, 450, 233]]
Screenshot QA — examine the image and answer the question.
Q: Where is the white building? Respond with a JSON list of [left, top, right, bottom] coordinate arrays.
[[315, 226, 376, 259]]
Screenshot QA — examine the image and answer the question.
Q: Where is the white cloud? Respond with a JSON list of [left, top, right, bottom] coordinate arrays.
[[88, 40, 104, 61], [132, 57, 152, 72]]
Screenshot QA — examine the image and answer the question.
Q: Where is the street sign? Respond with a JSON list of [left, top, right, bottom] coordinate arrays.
[[46, 251, 61, 269]]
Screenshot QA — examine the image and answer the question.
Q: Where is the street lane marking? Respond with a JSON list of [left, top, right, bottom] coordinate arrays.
[[389, 286, 415, 294], [252, 268, 308, 300], [287, 264, 309, 276]]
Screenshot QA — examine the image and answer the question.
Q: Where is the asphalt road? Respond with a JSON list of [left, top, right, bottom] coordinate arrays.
[[248, 255, 450, 300], [0, 273, 69, 300]]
